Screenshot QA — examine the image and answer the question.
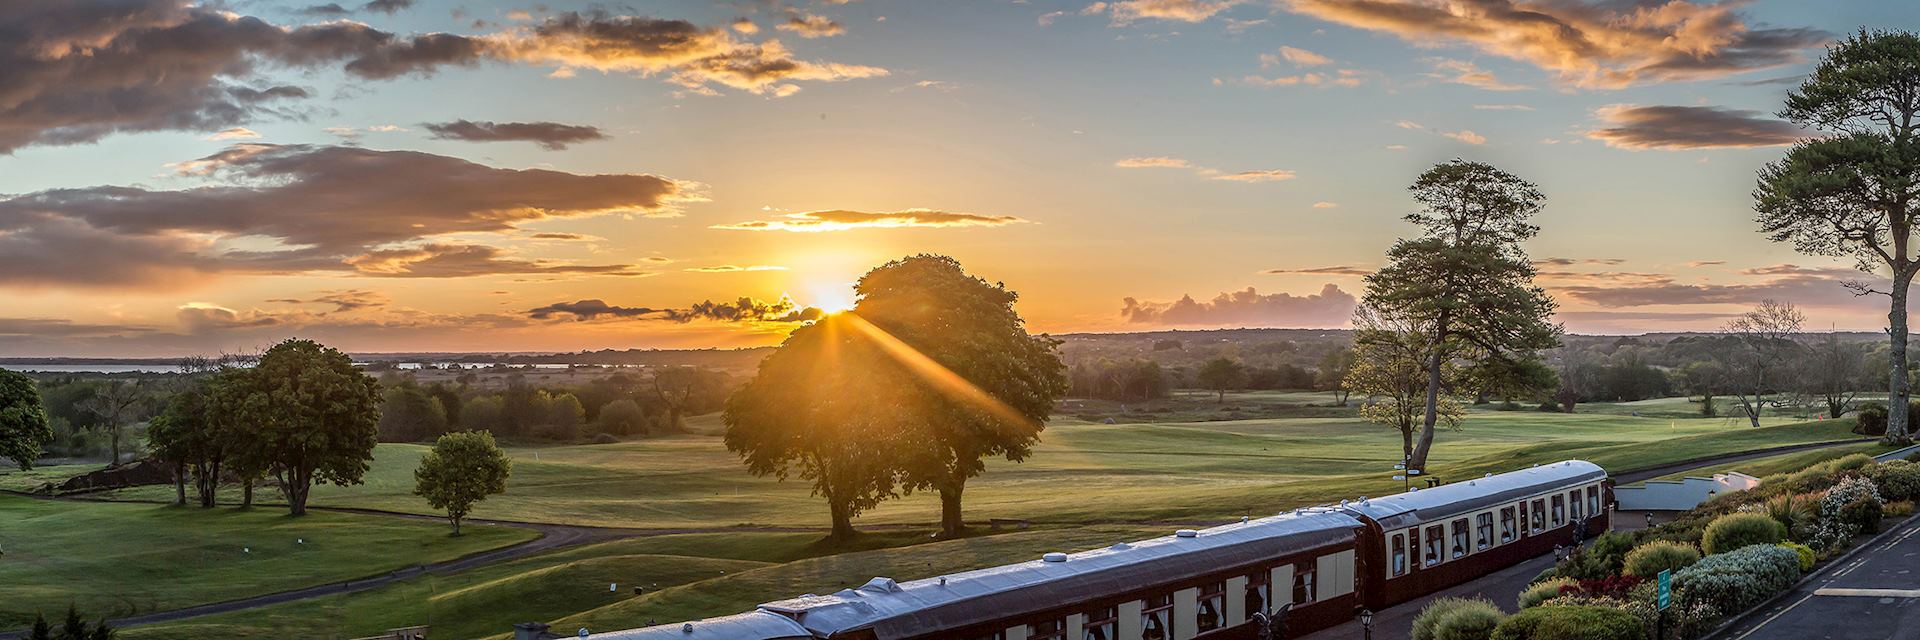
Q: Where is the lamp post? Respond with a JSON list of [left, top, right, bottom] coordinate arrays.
[[1360, 609, 1374, 640]]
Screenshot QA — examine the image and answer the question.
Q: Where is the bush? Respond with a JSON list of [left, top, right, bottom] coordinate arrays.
[[1869, 460, 1920, 502], [1826, 454, 1876, 474], [1811, 476, 1885, 549], [1840, 496, 1884, 534], [1779, 542, 1816, 571], [1414, 597, 1506, 640], [1623, 540, 1699, 577], [1856, 402, 1888, 436], [1490, 605, 1645, 640], [1674, 544, 1802, 614], [590, 432, 620, 445], [1763, 493, 1818, 541], [1519, 578, 1577, 609], [1703, 512, 1787, 555], [1888, 500, 1915, 518], [1551, 532, 1634, 581]]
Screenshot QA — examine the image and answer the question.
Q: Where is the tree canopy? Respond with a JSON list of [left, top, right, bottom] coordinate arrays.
[[414, 430, 512, 535], [0, 368, 52, 470], [237, 338, 383, 516]]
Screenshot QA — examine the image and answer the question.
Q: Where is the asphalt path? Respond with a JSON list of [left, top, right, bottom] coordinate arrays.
[[1711, 513, 1920, 640]]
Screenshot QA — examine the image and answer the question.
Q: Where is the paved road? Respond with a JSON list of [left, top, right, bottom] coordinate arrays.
[[1712, 514, 1920, 640]]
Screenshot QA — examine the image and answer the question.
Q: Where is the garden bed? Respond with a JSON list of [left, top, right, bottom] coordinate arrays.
[[1407, 450, 1920, 640]]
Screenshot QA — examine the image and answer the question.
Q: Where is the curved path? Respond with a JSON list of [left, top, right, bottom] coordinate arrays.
[[0, 439, 1878, 639]]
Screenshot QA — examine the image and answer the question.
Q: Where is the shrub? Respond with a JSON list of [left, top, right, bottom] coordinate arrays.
[[1674, 544, 1802, 614], [1826, 454, 1877, 474], [1413, 597, 1506, 640], [1840, 496, 1885, 534], [1702, 512, 1787, 555], [1869, 460, 1920, 502], [1551, 532, 1634, 581], [590, 432, 620, 445], [1888, 500, 1915, 518], [1490, 605, 1644, 640], [1779, 542, 1816, 571], [1811, 476, 1885, 549], [1519, 578, 1577, 609], [1623, 540, 1699, 577], [1763, 493, 1818, 541], [1414, 598, 1502, 640], [1570, 575, 1644, 600], [1857, 402, 1888, 436]]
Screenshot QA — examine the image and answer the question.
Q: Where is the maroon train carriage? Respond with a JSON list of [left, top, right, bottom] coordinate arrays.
[[1340, 460, 1610, 611], [582, 460, 1611, 640]]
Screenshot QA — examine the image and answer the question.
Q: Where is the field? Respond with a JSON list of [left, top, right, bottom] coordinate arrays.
[[7, 390, 1881, 639], [0, 495, 536, 629]]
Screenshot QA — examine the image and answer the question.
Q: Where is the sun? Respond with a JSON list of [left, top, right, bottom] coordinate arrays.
[[805, 281, 857, 314]]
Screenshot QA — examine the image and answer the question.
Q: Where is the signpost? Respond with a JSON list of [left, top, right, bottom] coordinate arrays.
[[1656, 569, 1671, 639]]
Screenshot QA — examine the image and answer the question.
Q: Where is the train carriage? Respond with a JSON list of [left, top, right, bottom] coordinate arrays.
[[583, 460, 1612, 640], [1340, 461, 1610, 611]]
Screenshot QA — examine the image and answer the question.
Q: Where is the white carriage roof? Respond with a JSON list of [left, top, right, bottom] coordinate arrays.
[[583, 611, 813, 640], [1341, 460, 1606, 531], [759, 509, 1363, 639]]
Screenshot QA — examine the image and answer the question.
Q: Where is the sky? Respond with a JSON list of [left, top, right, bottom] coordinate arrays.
[[1, 0, 1915, 357]]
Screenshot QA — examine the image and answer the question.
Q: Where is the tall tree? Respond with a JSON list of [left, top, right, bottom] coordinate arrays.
[[235, 339, 382, 516], [78, 380, 147, 464], [1362, 160, 1561, 469], [651, 367, 722, 432], [1724, 300, 1807, 428], [725, 314, 906, 540], [848, 255, 1069, 537], [413, 430, 511, 535], [1755, 30, 1920, 444], [377, 379, 448, 442], [1674, 359, 1729, 418], [1196, 357, 1249, 402], [0, 368, 52, 470], [1346, 307, 1462, 463]]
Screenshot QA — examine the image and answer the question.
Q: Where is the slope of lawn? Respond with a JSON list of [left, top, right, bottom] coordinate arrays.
[[119, 529, 1025, 640], [0, 495, 535, 629], [1635, 440, 1894, 484]]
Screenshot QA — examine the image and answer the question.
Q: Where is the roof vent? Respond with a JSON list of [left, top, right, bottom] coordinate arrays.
[[682, 623, 694, 634], [938, 576, 948, 586], [1408, 487, 1419, 492], [834, 589, 860, 598], [1175, 529, 1199, 538], [860, 577, 901, 593], [1485, 473, 1493, 478], [1043, 552, 1069, 563], [1340, 499, 1350, 507], [1110, 542, 1133, 551], [1242, 515, 1250, 523]]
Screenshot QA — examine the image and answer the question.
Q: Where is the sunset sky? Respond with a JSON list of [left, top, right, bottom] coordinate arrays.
[[2, 0, 1913, 357]]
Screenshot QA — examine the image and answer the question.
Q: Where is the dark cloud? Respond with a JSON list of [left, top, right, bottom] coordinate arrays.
[[178, 304, 281, 334], [1283, 0, 1828, 88], [711, 209, 1028, 232], [776, 14, 844, 38], [346, 243, 649, 278], [0, 318, 154, 337], [528, 297, 823, 323], [266, 289, 390, 312], [299, 4, 352, 16], [1738, 264, 1862, 278], [362, 0, 415, 14], [0, 144, 689, 287], [0, 3, 883, 152], [1533, 257, 1625, 267], [1557, 274, 1866, 308], [1120, 284, 1356, 327], [1588, 105, 1809, 150], [423, 119, 610, 150], [1262, 265, 1371, 276]]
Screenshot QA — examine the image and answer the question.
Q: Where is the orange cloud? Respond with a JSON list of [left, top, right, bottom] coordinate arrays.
[[711, 209, 1029, 232]]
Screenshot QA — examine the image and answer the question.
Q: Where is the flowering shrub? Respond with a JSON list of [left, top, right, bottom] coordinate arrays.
[[1702, 512, 1786, 555], [1490, 605, 1643, 640], [1519, 578, 1576, 609], [1811, 476, 1884, 550], [1674, 544, 1801, 613], [1414, 597, 1505, 640], [1567, 575, 1644, 600]]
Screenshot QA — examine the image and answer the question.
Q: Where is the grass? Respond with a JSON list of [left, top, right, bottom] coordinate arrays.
[[1637, 440, 1895, 484], [0, 494, 536, 629], [119, 528, 1079, 640], [0, 462, 107, 493]]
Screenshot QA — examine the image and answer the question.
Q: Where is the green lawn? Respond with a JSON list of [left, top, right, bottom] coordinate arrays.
[[0, 495, 537, 629], [1636, 440, 1895, 484], [91, 402, 1855, 531]]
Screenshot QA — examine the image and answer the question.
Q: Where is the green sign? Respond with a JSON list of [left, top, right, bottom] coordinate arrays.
[[1657, 569, 1672, 610]]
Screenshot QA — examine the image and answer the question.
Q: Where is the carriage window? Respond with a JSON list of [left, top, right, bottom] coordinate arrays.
[[1570, 490, 1584, 521], [1246, 570, 1270, 617], [1531, 499, 1546, 532], [1028, 619, 1065, 640], [1551, 495, 1566, 527], [1424, 525, 1445, 566], [1142, 594, 1173, 640], [1197, 581, 1225, 632], [1587, 486, 1601, 514], [1476, 513, 1494, 550], [1391, 533, 1407, 577], [1083, 606, 1118, 640], [1450, 518, 1469, 559], [1293, 561, 1317, 603], [1500, 507, 1517, 542]]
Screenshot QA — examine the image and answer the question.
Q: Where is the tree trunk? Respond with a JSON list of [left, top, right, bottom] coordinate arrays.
[[1400, 426, 1414, 463], [173, 463, 187, 506], [451, 515, 463, 536], [1701, 394, 1716, 418], [1410, 316, 1450, 471], [939, 481, 966, 537], [1217, 389, 1225, 403], [287, 468, 309, 516], [827, 497, 855, 540], [1890, 270, 1914, 445], [242, 477, 255, 508], [108, 424, 120, 464]]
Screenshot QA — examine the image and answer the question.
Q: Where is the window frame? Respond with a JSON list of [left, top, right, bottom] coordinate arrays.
[[1142, 593, 1173, 640], [1028, 619, 1066, 640], [1450, 518, 1470, 559], [1531, 499, 1546, 532], [1551, 494, 1566, 528], [1391, 532, 1408, 577], [1293, 560, 1318, 604], [1197, 581, 1225, 632], [1082, 605, 1118, 640], [1245, 569, 1270, 617], [1476, 512, 1495, 551], [1423, 524, 1445, 567]]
